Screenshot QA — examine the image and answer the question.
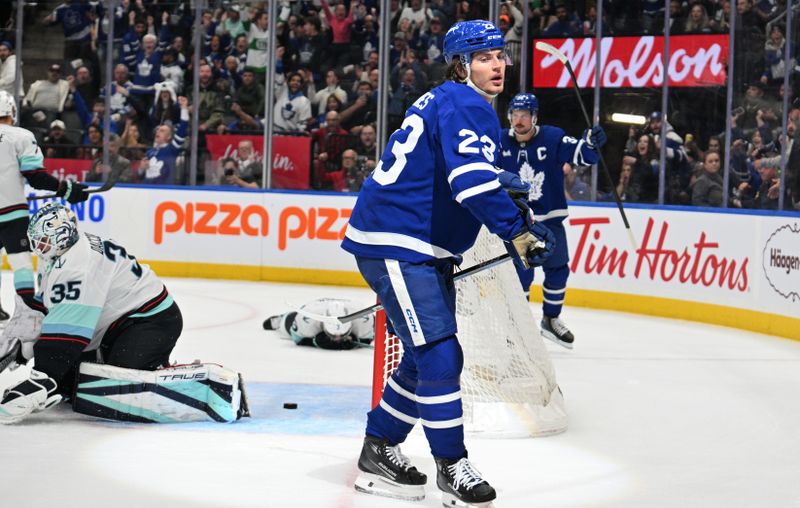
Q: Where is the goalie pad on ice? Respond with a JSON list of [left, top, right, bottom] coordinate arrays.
[[73, 362, 250, 423]]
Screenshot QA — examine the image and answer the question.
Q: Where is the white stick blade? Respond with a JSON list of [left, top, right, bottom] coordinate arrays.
[[535, 41, 568, 64]]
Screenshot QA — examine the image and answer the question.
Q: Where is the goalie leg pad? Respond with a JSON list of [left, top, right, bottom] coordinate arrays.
[[73, 362, 250, 423]]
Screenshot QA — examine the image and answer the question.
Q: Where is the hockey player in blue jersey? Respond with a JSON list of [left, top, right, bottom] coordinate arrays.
[[342, 21, 555, 507], [499, 93, 607, 349]]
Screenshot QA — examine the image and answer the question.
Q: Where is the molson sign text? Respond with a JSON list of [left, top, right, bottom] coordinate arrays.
[[532, 35, 729, 88]]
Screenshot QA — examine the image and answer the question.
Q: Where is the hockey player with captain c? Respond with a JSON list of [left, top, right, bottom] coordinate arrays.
[[499, 92, 607, 349], [0, 203, 247, 424], [342, 20, 555, 508]]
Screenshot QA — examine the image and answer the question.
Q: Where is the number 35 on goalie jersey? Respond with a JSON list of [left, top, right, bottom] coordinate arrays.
[[38, 233, 170, 351], [342, 81, 523, 263]]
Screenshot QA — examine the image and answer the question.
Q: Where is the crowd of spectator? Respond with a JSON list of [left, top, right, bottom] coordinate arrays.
[[0, 0, 797, 209]]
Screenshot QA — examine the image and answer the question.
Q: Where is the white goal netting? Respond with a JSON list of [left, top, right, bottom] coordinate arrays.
[[373, 227, 568, 438]]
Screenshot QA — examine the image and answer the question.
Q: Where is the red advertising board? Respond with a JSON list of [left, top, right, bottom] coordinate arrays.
[[206, 134, 311, 189], [43, 158, 92, 181], [532, 35, 729, 88]]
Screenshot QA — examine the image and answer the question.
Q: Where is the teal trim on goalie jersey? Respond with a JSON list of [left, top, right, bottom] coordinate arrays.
[[129, 294, 175, 318], [75, 393, 179, 423], [18, 154, 44, 171], [13, 268, 34, 291], [42, 303, 102, 339], [160, 380, 235, 421], [0, 209, 28, 223]]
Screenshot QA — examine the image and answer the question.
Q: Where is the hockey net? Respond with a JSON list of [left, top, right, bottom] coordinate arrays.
[[372, 227, 568, 438]]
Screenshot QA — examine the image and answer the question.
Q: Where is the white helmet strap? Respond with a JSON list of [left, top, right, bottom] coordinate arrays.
[[459, 56, 498, 100]]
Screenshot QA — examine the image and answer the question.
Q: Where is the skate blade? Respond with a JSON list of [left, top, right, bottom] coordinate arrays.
[[354, 471, 425, 501], [441, 492, 496, 508], [541, 330, 574, 349]]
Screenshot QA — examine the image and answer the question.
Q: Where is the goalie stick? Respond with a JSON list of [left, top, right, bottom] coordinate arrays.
[[27, 177, 117, 202], [535, 40, 638, 251], [0, 341, 21, 373], [293, 253, 514, 325]]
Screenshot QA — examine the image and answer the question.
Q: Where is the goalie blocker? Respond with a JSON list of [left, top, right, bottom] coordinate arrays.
[[73, 362, 250, 423]]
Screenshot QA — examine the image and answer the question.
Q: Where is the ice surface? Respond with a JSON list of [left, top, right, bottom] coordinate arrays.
[[1, 273, 799, 508]]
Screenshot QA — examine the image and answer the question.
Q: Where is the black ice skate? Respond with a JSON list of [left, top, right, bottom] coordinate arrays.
[[354, 435, 427, 501], [541, 315, 575, 349], [435, 456, 496, 507]]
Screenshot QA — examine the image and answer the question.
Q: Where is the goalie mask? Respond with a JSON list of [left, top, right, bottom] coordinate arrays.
[[321, 301, 353, 342], [27, 203, 79, 261]]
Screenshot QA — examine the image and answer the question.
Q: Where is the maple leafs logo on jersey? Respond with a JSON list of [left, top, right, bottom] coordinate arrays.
[[519, 161, 544, 201]]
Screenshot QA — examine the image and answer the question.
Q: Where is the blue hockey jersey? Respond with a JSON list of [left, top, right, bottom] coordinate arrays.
[[342, 81, 525, 263], [499, 126, 599, 225]]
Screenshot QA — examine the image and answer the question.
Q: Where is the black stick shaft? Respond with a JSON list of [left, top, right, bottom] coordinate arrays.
[[565, 63, 632, 231]]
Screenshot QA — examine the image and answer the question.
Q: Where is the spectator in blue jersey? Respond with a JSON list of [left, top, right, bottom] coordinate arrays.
[[67, 75, 118, 144], [44, 0, 95, 62], [121, 11, 147, 69], [499, 92, 606, 349], [100, 64, 134, 126], [342, 21, 554, 507], [139, 96, 189, 185], [129, 32, 167, 102]]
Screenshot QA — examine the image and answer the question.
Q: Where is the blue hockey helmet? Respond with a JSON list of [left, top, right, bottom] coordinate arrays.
[[509, 93, 539, 115], [508, 93, 539, 133], [443, 20, 507, 65]]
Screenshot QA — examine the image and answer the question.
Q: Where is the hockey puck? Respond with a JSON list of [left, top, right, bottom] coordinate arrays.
[[283, 402, 298, 410]]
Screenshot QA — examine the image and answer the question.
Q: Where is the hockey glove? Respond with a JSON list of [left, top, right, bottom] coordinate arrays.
[[0, 368, 61, 424], [506, 198, 556, 270], [497, 170, 531, 200], [583, 125, 607, 149], [57, 180, 90, 204]]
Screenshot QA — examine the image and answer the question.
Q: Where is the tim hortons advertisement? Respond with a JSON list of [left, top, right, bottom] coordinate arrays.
[[562, 207, 798, 318], [532, 35, 729, 88], [205, 134, 311, 190]]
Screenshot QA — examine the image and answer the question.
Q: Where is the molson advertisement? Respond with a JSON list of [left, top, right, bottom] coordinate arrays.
[[24, 186, 799, 338], [532, 35, 729, 88]]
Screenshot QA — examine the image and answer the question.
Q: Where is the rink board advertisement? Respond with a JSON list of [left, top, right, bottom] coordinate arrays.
[[22, 187, 800, 339]]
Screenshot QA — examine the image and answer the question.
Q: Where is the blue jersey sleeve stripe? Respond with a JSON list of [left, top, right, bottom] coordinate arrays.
[[446, 162, 497, 184], [344, 224, 456, 258], [454, 180, 501, 203]]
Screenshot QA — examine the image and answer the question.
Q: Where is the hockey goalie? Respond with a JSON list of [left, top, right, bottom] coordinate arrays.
[[0, 203, 248, 424]]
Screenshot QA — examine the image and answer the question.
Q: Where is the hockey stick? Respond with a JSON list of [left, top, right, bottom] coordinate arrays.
[[27, 178, 117, 202], [293, 252, 513, 325], [0, 341, 21, 373], [535, 41, 638, 251]]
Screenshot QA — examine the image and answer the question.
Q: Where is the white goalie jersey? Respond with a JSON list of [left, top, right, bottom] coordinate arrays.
[[38, 232, 173, 351]]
